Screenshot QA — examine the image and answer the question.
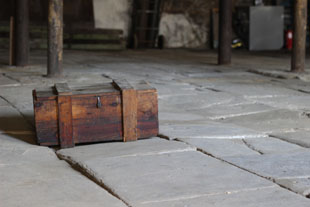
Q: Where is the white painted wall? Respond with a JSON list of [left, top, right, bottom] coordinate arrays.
[[93, 0, 132, 37]]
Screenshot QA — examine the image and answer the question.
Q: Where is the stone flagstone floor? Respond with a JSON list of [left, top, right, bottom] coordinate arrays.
[[1, 49, 310, 206]]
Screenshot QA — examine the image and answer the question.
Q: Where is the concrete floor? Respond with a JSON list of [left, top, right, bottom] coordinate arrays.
[[1, 49, 310, 206]]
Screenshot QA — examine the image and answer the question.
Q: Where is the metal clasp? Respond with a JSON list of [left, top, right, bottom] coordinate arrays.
[[96, 96, 102, 108]]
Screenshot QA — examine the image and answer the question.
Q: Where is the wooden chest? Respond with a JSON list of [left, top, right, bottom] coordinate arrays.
[[32, 80, 158, 148]]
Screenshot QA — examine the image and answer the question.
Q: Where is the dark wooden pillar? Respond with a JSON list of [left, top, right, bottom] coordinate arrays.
[[14, 0, 29, 66], [291, 0, 308, 73], [48, 0, 63, 77], [218, 0, 232, 65]]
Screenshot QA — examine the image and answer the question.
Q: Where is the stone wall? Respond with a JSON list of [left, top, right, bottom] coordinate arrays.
[[159, 0, 218, 48], [93, 0, 132, 37]]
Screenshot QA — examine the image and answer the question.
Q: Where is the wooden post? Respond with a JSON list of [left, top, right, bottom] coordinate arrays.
[[48, 0, 63, 77], [9, 17, 15, 66], [218, 0, 232, 65], [14, 0, 29, 66], [291, 0, 308, 73]]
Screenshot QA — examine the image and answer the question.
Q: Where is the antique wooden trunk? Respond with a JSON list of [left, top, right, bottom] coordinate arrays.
[[32, 80, 158, 148]]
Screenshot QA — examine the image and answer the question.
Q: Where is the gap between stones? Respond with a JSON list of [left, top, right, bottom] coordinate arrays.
[[2, 73, 21, 83], [55, 152, 132, 207], [51, 134, 309, 206], [270, 134, 310, 149], [173, 138, 310, 200], [241, 139, 264, 155]]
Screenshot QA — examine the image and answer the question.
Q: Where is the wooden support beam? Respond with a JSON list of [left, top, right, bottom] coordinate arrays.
[[291, 0, 308, 73], [48, 0, 63, 77], [9, 16, 15, 66], [14, 0, 29, 66], [218, 0, 232, 65]]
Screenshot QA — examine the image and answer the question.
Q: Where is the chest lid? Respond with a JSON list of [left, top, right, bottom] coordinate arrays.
[[33, 80, 156, 100]]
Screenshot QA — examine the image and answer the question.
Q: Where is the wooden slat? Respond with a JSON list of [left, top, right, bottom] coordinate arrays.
[[58, 96, 74, 148], [71, 95, 122, 143], [113, 80, 138, 142], [112, 79, 134, 90], [55, 83, 72, 96], [121, 89, 138, 142], [137, 90, 158, 138]]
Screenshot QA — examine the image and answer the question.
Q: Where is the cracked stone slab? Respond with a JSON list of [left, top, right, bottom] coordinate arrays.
[[276, 178, 310, 197], [159, 123, 266, 139], [0, 86, 37, 124], [248, 69, 299, 80], [58, 138, 196, 161], [225, 151, 310, 179], [243, 137, 304, 154], [135, 186, 310, 207], [0, 74, 20, 87], [1, 164, 126, 207], [192, 103, 275, 120], [0, 86, 34, 111], [0, 97, 9, 106], [220, 109, 310, 134], [249, 69, 310, 83], [58, 149, 275, 206], [271, 130, 310, 148], [211, 82, 303, 98], [179, 138, 259, 157], [1, 150, 127, 207]]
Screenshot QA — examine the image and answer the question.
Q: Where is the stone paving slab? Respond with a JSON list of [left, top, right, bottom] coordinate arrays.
[[271, 130, 310, 148], [136, 186, 310, 207], [243, 137, 305, 154], [58, 147, 275, 207], [0, 135, 127, 207], [159, 123, 267, 139], [224, 151, 310, 179], [150, 82, 198, 98], [0, 97, 9, 106], [0, 85, 38, 124], [1, 160, 127, 207], [248, 96, 310, 111], [3, 50, 310, 206], [58, 138, 196, 161], [276, 178, 310, 197], [159, 112, 205, 123], [179, 138, 259, 157], [192, 103, 275, 120], [0, 74, 20, 87], [158, 92, 236, 112], [0, 106, 33, 133], [0, 133, 35, 148], [220, 109, 310, 134], [0, 86, 35, 112]]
